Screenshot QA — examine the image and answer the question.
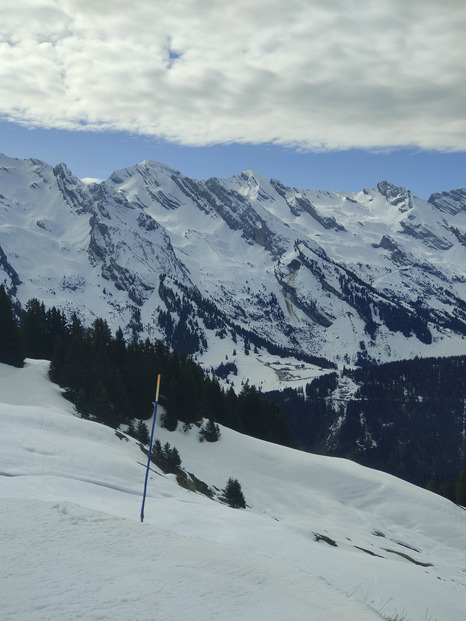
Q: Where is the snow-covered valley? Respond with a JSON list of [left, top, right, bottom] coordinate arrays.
[[1, 360, 465, 620]]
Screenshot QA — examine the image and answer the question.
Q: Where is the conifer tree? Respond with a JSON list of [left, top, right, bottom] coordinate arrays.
[[0, 285, 24, 368], [20, 298, 47, 359], [456, 471, 466, 506], [199, 418, 221, 442], [136, 420, 150, 445], [223, 477, 246, 508], [75, 388, 91, 419], [126, 419, 136, 438], [163, 442, 172, 459], [161, 377, 181, 431], [166, 446, 181, 469], [92, 381, 119, 428], [152, 438, 162, 456]]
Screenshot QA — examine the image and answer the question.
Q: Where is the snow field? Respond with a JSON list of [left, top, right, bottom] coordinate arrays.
[[1, 360, 466, 620]]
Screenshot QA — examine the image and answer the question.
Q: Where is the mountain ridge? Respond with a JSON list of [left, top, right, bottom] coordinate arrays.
[[1, 153, 465, 390]]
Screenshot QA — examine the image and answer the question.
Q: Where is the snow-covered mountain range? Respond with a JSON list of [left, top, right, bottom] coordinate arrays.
[[1, 153, 465, 388], [2, 360, 466, 621]]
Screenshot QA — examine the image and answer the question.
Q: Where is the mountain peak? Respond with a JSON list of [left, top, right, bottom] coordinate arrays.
[[376, 179, 411, 198], [53, 162, 75, 180], [137, 159, 181, 176]]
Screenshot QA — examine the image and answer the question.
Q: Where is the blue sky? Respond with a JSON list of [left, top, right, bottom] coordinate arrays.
[[1, 1, 465, 199], [2, 120, 465, 199]]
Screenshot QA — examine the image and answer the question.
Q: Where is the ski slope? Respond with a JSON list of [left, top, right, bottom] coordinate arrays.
[[1, 360, 465, 620]]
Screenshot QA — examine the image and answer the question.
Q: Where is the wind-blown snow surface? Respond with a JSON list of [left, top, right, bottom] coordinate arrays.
[[1, 361, 466, 620]]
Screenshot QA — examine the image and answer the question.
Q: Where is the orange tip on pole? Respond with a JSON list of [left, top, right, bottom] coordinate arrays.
[[155, 374, 161, 402]]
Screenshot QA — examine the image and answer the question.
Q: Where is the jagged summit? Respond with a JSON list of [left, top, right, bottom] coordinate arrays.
[[1, 154, 465, 388], [428, 187, 466, 215]]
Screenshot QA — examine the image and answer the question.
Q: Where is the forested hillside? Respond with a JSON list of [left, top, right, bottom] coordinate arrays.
[[269, 356, 466, 500], [0, 286, 294, 447]]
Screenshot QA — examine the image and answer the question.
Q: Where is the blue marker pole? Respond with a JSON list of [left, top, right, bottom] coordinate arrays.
[[140, 374, 161, 523]]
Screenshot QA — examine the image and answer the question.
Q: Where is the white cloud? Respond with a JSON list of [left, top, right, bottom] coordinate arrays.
[[1, 0, 465, 151]]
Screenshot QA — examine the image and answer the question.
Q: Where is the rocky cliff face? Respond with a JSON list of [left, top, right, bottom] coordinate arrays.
[[1, 154, 465, 387]]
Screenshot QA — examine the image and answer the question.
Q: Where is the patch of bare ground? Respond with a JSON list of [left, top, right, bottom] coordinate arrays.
[[383, 548, 432, 567], [313, 532, 338, 547], [353, 545, 385, 558], [138, 440, 214, 499]]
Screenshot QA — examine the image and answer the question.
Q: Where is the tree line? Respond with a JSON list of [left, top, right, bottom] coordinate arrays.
[[0, 286, 294, 447]]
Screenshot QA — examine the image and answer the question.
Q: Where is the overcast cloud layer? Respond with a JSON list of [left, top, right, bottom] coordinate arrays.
[[2, 0, 465, 151]]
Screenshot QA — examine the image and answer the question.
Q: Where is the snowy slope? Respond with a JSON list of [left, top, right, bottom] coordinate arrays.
[[1, 153, 466, 390], [1, 360, 466, 621]]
